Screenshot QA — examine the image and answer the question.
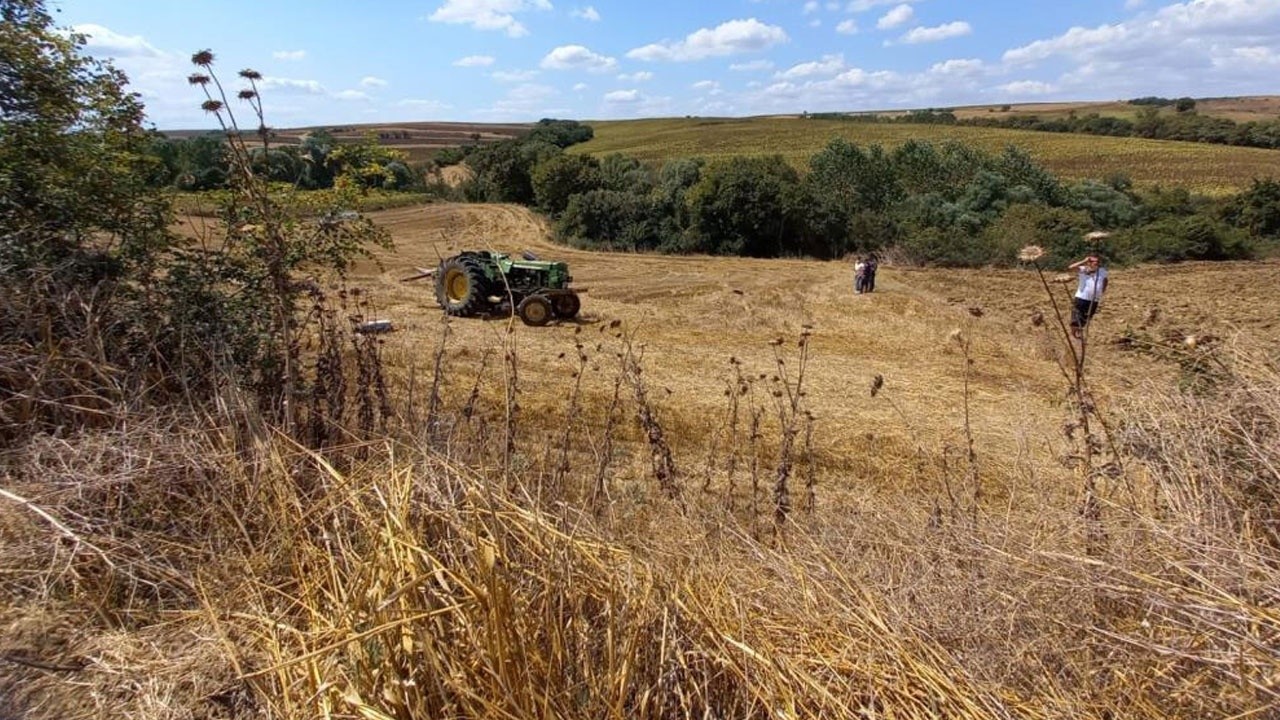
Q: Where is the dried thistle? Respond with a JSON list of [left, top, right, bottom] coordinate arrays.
[[187, 73, 210, 86], [869, 374, 884, 397], [191, 49, 214, 67], [238, 68, 262, 80], [237, 89, 258, 100], [1018, 245, 1045, 262], [201, 100, 224, 113]]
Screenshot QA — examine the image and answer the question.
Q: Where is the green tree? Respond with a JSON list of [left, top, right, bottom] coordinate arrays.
[[808, 138, 902, 214], [685, 155, 803, 257], [329, 132, 410, 189], [1224, 178, 1280, 238], [1, 0, 176, 433], [0, 0, 172, 275], [531, 153, 601, 217]]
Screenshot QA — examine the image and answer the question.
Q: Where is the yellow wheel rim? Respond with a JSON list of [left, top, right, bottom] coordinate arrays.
[[445, 269, 470, 303], [524, 301, 549, 323]]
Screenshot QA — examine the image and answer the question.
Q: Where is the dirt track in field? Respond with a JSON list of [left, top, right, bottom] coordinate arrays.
[[335, 203, 1280, 493]]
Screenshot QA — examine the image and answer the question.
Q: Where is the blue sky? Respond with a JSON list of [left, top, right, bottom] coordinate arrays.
[[52, 0, 1280, 130]]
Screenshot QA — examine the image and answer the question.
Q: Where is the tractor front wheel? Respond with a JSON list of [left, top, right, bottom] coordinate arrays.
[[551, 292, 581, 319], [517, 295, 553, 326]]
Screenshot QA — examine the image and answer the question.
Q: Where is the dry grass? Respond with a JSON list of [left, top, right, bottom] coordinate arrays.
[[574, 116, 1280, 194], [4, 203, 1280, 718]]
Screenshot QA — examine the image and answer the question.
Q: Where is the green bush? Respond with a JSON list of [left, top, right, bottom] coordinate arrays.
[[1116, 216, 1253, 263]]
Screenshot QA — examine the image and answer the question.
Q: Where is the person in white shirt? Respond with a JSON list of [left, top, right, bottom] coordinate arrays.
[[1068, 254, 1109, 339], [853, 258, 867, 294]]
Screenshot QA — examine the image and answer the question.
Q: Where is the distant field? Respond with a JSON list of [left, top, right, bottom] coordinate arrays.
[[573, 116, 1280, 194], [948, 95, 1280, 123]]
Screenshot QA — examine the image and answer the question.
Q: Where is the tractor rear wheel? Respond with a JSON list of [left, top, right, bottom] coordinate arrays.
[[551, 292, 580, 319], [435, 256, 489, 316], [517, 295, 553, 326]]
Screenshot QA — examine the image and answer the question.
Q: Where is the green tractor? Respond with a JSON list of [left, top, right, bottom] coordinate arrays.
[[427, 251, 582, 326]]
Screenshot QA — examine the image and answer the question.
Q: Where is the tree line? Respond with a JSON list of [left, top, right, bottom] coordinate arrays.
[[806, 100, 1280, 151], [454, 132, 1280, 267]]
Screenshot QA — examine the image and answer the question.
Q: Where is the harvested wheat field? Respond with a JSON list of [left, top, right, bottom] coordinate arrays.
[[5, 202, 1279, 720], [349, 203, 1280, 486]]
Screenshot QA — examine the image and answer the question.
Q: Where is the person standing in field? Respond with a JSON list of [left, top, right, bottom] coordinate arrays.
[[1069, 253, 1108, 339], [864, 254, 879, 293], [854, 257, 867, 294]]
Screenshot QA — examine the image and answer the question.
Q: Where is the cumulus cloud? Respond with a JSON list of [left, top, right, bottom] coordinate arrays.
[[847, 0, 921, 11], [454, 55, 497, 67], [360, 76, 388, 87], [692, 80, 720, 90], [573, 82, 588, 91], [803, 1, 821, 14], [836, 19, 859, 35], [618, 71, 654, 81], [428, 0, 553, 38], [272, 50, 306, 61], [627, 18, 788, 62], [399, 98, 453, 112], [929, 58, 984, 76], [333, 90, 369, 101], [1005, 0, 1280, 67], [71, 24, 163, 58], [259, 77, 326, 95], [541, 45, 618, 72], [876, 4, 914, 29], [492, 69, 540, 82], [730, 59, 775, 71], [776, 54, 847, 79], [900, 21, 972, 44], [998, 80, 1055, 95], [605, 89, 642, 103], [571, 6, 601, 21]]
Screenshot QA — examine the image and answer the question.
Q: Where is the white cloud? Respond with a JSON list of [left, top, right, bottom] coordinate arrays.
[[259, 77, 326, 95], [901, 21, 972, 44], [71, 24, 163, 58], [836, 19, 859, 35], [803, 1, 821, 14], [929, 58, 984, 76], [428, 0, 553, 38], [541, 45, 618, 72], [846, 0, 920, 11], [1006, 0, 1280, 67], [1224, 45, 1280, 66], [571, 6, 601, 21], [876, 4, 914, 30], [398, 98, 453, 112], [776, 53, 847, 79], [573, 82, 589, 91], [1125, 0, 1146, 8], [605, 89, 642, 103], [333, 90, 369, 101], [454, 55, 497, 67], [618, 71, 654, 82], [627, 18, 788, 62], [692, 80, 720, 90], [360, 76, 388, 88], [998, 80, 1055, 95], [1003, 24, 1129, 65], [730, 59, 775, 71], [272, 50, 307, 61], [491, 69, 540, 82], [485, 82, 558, 118]]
